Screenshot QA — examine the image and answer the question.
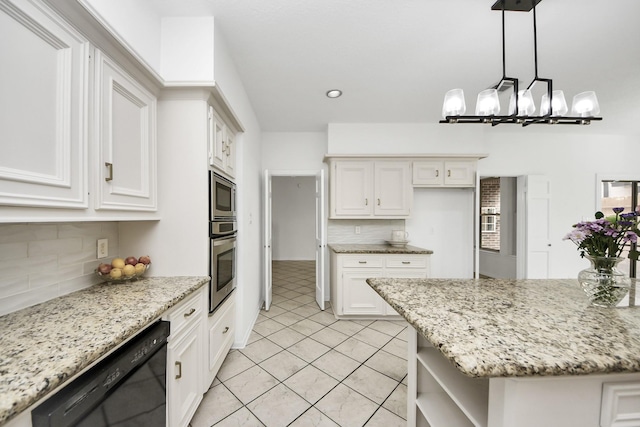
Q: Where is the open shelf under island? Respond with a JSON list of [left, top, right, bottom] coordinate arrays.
[[366, 277, 640, 427]]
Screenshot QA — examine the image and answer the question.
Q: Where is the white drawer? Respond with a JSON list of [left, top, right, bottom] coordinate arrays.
[[209, 296, 235, 374], [165, 288, 205, 337], [386, 255, 428, 268], [342, 256, 384, 268]]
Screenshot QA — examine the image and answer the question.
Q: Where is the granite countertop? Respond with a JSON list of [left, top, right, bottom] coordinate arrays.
[[366, 277, 640, 378], [329, 243, 433, 254], [0, 276, 209, 426]]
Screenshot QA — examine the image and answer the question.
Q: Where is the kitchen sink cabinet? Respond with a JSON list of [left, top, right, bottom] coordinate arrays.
[[208, 105, 237, 179], [413, 159, 476, 187], [0, 0, 89, 210], [330, 252, 430, 319], [164, 286, 206, 427], [93, 49, 157, 212], [329, 159, 412, 219]]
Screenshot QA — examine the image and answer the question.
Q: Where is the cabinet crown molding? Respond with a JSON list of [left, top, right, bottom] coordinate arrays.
[[324, 153, 488, 162]]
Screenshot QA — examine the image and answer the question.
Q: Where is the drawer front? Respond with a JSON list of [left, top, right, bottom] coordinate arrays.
[[209, 298, 235, 372], [166, 288, 205, 337], [385, 255, 428, 269], [342, 255, 384, 268]]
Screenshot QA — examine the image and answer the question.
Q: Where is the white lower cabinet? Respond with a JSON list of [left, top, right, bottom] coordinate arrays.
[[206, 292, 235, 390], [331, 252, 430, 318], [164, 287, 206, 427]]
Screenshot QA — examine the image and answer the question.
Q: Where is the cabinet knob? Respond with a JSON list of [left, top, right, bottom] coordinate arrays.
[[105, 162, 113, 182], [184, 308, 196, 317], [223, 326, 230, 334], [175, 361, 182, 379]]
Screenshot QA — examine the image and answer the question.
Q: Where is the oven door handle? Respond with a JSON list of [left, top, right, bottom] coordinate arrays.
[[212, 236, 237, 246]]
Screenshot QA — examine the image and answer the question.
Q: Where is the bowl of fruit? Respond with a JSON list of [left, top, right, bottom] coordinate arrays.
[[96, 255, 151, 283]]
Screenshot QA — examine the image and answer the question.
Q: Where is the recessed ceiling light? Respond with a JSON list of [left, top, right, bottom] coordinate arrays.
[[326, 89, 342, 98]]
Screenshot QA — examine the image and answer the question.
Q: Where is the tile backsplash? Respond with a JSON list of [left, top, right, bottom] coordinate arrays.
[[328, 219, 405, 244], [0, 222, 119, 316]]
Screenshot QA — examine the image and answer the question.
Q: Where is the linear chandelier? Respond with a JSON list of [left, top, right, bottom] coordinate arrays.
[[440, 0, 602, 127]]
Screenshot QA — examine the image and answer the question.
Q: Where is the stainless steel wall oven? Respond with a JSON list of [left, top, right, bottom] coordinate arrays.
[[209, 172, 237, 313]]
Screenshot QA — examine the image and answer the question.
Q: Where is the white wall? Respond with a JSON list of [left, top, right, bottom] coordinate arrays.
[[160, 17, 215, 83], [271, 176, 316, 260], [262, 132, 328, 171], [328, 123, 640, 278], [79, 0, 162, 72], [214, 28, 263, 348]]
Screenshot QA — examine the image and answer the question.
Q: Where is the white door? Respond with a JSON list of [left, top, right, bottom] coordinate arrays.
[[518, 175, 551, 279], [315, 170, 326, 310], [263, 170, 272, 310]]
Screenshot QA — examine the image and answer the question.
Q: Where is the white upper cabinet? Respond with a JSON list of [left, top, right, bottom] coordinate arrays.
[[208, 107, 236, 179], [94, 50, 157, 211], [413, 159, 477, 187], [330, 159, 412, 219], [0, 0, 89, 209]]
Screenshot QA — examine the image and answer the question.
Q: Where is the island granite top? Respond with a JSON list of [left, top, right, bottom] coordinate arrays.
[[366, 277, 640, 378], [329, 243, 433, 254], [0, 276, 209, 426]]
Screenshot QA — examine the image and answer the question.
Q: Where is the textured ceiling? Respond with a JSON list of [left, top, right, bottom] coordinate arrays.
[[151, 0, 638, 132]]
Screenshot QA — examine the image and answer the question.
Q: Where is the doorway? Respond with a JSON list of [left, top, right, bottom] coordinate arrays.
[[263, 170, 327, 311]]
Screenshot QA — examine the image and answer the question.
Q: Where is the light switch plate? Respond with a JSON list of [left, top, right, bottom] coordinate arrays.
[[97, 239, 108, 259]]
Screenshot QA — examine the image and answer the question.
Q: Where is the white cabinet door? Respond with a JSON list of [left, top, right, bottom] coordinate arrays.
[[94, 50, 157, 211], [168, 319, 203, 427], [208, 107, 225, 171], [207, 294, 235, 390], [333, 161, 373, 217], [412, 161, 444, 186], [224, 130, 236, 178], [342, 269, 385, 315], [444, 161, 475, 187], [0, 0, 89, 208], [374, 161, 412, 216]]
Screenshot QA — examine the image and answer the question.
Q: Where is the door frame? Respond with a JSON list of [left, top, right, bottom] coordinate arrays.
[[262, 169, 328, 310]]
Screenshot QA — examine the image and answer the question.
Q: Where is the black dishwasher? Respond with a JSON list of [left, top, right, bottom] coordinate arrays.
[[32, 320, 170, 427]]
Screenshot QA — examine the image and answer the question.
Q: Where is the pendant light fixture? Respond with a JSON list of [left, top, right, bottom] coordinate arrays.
[[440, 0, 602, 127]]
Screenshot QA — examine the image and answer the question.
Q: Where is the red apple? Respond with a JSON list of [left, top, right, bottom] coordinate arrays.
[[138, 255, 151, 265], [125, 256, 138, 266], [97, 263, 112, 275]]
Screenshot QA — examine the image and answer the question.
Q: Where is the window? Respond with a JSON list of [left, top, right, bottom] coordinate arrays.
[[600, 180, 639, 279], [481, 207, 498, 232]]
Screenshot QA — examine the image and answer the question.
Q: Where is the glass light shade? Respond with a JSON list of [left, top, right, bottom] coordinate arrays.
[[540, 90, 568, 116], [508, 90, 535, 116], [442, 89, 466, 118], [571, 91, 600, 117], [475, 89, 500, 116]]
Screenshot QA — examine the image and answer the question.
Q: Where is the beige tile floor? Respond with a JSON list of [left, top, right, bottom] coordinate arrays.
[[190, 260, 408, 427]]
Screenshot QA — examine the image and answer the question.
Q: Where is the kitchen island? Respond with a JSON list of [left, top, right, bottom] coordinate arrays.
[[0, 276, 209, 426], [366, 277, 640, 427]]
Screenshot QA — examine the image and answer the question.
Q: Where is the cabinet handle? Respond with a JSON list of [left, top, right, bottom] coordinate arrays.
[[226, 143, 231, 157], [448, 170, 451, 177], [377, 198, 381, 206], [184, 308, 196, 317], [359, 261, 367, 264], [223, 326, 230, 334], [175, 361, 182, 379], [221, 144, 226, 153], [435, 170, 439, 177], [105, 162, 113, 182], [402, 261, 411, 264], [365, 198, 368, 206]]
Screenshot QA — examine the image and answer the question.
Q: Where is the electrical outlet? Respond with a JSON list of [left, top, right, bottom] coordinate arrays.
[[355, 226, 361, 235], [97, 239, 108, 259]]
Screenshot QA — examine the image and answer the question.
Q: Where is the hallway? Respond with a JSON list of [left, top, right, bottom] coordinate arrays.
[[190, 260, 408, 426]]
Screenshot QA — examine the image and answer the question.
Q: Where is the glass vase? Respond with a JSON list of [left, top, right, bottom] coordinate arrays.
[[578, 256, 631, 307]]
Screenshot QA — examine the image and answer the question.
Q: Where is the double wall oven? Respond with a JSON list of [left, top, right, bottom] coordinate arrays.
[[209, 172, 237, 313]]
